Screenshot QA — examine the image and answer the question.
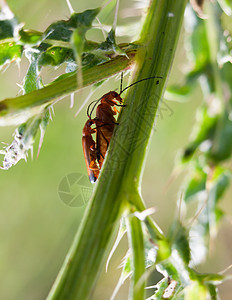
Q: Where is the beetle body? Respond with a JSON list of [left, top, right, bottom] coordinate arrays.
[[82, 119, 99, 183], [95, 91, 123, 168], [82, 74, 162, 182]]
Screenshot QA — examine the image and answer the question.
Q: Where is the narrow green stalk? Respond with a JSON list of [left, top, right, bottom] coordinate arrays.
[[128, 191, 165, 241], [204, 2, 226, 157], [126, 213, 145, 300], [118, 0, 188, 189], [205, 2, 224, 106], [0, 48, 136, 126], [46, 1, 187, 299]]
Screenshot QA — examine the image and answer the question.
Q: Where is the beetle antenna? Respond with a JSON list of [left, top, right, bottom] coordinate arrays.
[[120, 72, 123, 94], [87, 98, 102, 119], [120, 76, 163, 95], [87, 75, 163, 118]]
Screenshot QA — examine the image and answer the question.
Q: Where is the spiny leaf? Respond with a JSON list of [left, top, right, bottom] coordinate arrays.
[[185, 6, 210, 72], [190, 270, 225, 284], [0, 112, 47, 169], [23, 49, 42, 93], [37, 108, 50, 158], [209, 166, 230, 201], [155, 260, 187, 299], [147, 277, 180, 300], [106, 217, 127, 272], [0, 41, 22, 67], [155, 239, 171, 263], [111, 251, 132, 300], [99, 28, 127, 57], [188, 166, 229, 263], [208, 111, 232, 162], [181, 87, 232, 164], [0, 4, 18, 40], [206, 167, 229, 236], [19, 29, 43, 45], [38, 46, 75, 67], [181, 106, 218, 162], [44, 9, 100, 42], [147, 277, 169, 300], [0, 3, 23, 68], [183, 161, 207, 202], [168, 220, 191, 265], [207, 283, 219, 299]]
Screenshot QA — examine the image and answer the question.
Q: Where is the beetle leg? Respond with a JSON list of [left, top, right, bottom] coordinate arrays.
[[115, 104, 126, 107], [90, 145, 95, 151], [99, 130, 109, 148], [89, 160, 99, 170]]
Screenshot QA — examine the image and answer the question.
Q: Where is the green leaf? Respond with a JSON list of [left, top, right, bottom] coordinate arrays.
[[210, 166, 230, 200], [191, 271, 224, 284], [208, 111, 232, 162], [182, 106, 218, 162], [106, 217, 127, 271], [99, 28, 127, 57], [183, 162, 207, 202], [23, 49, 42, 93], [19, 8, 101, 85], [221, 62, 232, 92], [184, 6, 223, 97], [168, 221, 191, 265], [207, 283, 219, 299], [156, 260, 186, 299], [38, 46, 74, 67], [0, 7, 18, 40], [189, 222, 208, 265], [0, 41, 22, 67], [148, 277, 169, 300], [111, 251, 132, 300], [143, 233, 157, 268], [182, 99, 232, 165], [0, 19, 15, 39], [44, 9, 100, 42], [185, 6, 210, 71], [0, 47, 137, 126], [37, 108, 50, 157], [71, 28, 85, 58], [155, 240, 171, 263], [206, 167, 229, 234], [166, 85, 192, 98], [148, 277, 181, 300], [0, 111, 48, 169], [188, 166, 229, 263], [0, 4, 23, 68], [70, 9, 100, 29], [19, 29, 43, 45], [166, 64, 206, 101]]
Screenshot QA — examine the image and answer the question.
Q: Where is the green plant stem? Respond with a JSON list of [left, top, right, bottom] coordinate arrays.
[[0, 47, 137, 126], [126, 213, 145, 300], [46, 1, 187, 299], [204, 2, 226, 158], [205, 2, 224, 107]]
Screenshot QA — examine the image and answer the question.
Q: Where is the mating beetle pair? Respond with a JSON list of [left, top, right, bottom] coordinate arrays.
[[82, 74, 162, 183]]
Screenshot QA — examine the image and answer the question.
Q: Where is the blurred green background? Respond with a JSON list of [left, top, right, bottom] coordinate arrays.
[[0, 0, 232, 299]]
